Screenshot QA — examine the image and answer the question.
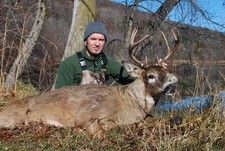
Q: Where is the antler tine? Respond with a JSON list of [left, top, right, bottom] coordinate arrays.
[[160, 29, 180, 61], [129, 28, 149, 67]]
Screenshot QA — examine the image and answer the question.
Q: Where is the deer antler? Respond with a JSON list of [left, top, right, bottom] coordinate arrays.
[[160, 29, 180, 61], [129, 28, 149, 67]]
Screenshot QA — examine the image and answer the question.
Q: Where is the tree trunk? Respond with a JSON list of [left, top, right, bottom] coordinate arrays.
[[148, 0, 181, 32], [52, 0, 96, 90], [142, 0, 181, 50], [118, 0, 180, 62], [112, 0, 143, 62], [124, 0, 142, 48], [4, 0, 46, 89], [62, 0, 96, 60]]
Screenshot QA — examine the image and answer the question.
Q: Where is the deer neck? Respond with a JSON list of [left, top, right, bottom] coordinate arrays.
[[119, 78, 156, 114]]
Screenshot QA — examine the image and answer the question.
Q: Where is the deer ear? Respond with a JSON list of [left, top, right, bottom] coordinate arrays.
[[122, 61, 141, 77]]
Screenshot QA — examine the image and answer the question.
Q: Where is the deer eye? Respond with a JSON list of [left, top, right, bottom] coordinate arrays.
[[147, 74, 156, 84], [148, 75, 155, 79]]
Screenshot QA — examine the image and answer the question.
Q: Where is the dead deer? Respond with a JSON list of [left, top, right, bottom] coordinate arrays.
[[0, 28, 180, 138]]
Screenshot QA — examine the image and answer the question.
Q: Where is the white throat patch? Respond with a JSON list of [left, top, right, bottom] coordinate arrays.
[[145, 96, 155, 105]]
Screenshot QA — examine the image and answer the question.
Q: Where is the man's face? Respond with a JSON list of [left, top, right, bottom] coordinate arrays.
[[85, 33, 105, 56]]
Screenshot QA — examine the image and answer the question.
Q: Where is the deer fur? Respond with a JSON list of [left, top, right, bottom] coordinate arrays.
[[81, 69, 106, 85]]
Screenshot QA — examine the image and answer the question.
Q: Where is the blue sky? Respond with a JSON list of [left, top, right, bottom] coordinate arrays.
[[111, 0, 225, 32]]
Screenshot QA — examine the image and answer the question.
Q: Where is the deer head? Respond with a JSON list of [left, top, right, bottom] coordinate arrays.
[[120, 28, 179, 111]]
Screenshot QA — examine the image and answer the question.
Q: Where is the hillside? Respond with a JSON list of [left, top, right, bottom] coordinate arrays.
[[0, 0, 224, 94]]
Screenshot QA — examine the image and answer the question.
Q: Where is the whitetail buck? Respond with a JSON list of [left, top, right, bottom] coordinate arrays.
[[0, 28, 180, 138]]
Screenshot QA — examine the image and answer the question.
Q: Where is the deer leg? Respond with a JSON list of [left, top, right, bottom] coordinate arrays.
[[83, 118, 105, 138]]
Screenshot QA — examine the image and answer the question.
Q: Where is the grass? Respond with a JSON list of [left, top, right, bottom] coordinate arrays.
[[0, 80, 39, 107], [0, 90, 224, 150]]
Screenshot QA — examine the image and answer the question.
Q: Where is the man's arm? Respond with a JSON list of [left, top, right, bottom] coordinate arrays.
[[106, 56, 135, 85], [55, 55, 82, 89], [55, 62, 74, 89]]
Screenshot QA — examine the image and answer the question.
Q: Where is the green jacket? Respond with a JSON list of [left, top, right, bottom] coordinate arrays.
[[55, 47, 135, 89]]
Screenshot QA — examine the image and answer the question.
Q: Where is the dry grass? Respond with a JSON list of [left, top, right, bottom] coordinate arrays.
[[0, 86, 224, 150], [0, 80, 39, 108]]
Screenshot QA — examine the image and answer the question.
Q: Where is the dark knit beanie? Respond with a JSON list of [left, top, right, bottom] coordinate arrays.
[[84, 22, 108, 42]]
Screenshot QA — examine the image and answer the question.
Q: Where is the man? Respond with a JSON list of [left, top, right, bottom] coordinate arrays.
[[55, 21, 135, 89]]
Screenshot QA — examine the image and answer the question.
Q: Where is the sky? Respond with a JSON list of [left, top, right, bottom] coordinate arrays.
[[111, 0, 225, 32]]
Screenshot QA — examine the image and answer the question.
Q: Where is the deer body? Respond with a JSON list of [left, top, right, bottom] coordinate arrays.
[[0, 84, 146, 132], [0, 66, 178, 137], [0, 28, 180, 137]]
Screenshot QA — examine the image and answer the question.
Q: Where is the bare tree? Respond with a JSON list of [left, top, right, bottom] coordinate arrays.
[[4, 0, 46, 89], [146, 0, 181, 32], [62, 0, 81, 61], [110, 0, 225, 62], [119, 0, 181, 38], [122, 0, 224, 31], [124, 0, 142, 48], [116, 0, 180, 61]]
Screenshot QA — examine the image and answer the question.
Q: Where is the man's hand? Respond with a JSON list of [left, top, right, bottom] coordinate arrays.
[[157, 58, 168, 69]]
